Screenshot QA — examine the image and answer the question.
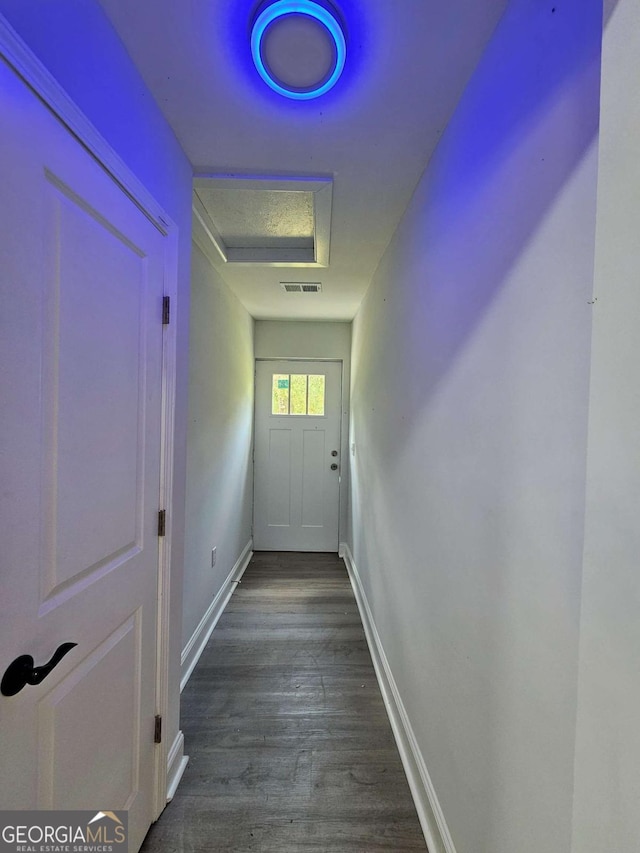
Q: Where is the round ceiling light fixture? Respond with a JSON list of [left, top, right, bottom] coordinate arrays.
[[251, 1, 346, 100]]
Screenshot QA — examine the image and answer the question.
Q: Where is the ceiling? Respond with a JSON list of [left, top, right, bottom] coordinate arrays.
[[98, 0, 509, 321]]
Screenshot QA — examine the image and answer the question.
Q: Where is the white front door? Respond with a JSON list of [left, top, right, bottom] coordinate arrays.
[[253, 360, 342, 552], [0, 58, 165, 851]]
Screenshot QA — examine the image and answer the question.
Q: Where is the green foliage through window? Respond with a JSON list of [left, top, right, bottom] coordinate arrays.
[[308, 375, 325, 415], [272, 374, 289, 414], [290, 375, 307, 415], [271, 374, 325, 416]]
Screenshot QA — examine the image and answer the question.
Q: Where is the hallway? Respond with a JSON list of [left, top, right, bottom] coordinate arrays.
[[142, 552, 426, 852], [3, 2, 640, 850]]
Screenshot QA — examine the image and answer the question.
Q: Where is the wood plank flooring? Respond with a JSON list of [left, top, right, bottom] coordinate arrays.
[[142, 551, 427, 853]]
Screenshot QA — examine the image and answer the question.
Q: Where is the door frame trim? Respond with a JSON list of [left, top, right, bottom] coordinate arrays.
[[0, 15, 179, 818]]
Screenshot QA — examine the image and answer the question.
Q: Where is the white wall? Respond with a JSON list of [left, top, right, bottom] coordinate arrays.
[[348, 1, 601, 851], [255, 320, 352, 545], [571, 1, 640, 849], [183, 246, 254, 651], [0, 0, 192, 777]]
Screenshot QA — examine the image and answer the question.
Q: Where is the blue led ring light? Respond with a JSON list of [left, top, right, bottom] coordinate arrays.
[[251, 1, 346, 100]]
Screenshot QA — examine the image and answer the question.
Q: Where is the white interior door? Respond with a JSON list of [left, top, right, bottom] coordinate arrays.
[[0, 58, 165, 851], [253, 360, 342, 551]]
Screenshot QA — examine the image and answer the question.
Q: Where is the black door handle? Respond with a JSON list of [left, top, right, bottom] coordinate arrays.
[[1, 643, 77, 696]]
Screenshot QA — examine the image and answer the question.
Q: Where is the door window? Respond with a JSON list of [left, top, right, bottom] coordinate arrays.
[[271, 373, 326, 416]]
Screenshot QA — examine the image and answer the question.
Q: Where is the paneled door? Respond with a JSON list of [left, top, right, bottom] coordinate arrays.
[[253, 360, 342, 551], [0, 57, 165, 851]]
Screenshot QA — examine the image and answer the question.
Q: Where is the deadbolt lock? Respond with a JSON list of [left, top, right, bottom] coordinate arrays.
[[331, 450, 338, 457]]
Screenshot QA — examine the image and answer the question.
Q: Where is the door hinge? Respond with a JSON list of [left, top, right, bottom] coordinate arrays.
[[162, 296, 170, 325], [154, 714, 162, 744], [157, 509, 166, 537]]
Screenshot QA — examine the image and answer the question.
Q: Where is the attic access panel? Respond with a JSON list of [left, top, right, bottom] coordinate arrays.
[[192, 175, 332, 267]]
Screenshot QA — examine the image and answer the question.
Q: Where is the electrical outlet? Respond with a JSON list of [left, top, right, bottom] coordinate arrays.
[[211, 547, 217, 567]]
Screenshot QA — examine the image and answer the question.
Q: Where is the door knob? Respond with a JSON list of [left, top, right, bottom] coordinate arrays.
[[331, 463, 339, 470], [1, 643, 77, 697]]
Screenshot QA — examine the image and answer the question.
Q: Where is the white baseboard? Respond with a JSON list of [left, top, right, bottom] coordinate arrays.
[[341, 544, 457, 853], [180, 539, 253, 691], [166, 730, 188, 803]]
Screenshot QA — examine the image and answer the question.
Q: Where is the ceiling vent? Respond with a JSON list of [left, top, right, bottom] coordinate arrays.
[[280, 282, 322, 293]]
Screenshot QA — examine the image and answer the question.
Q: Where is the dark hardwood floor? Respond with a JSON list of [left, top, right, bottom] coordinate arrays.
[[142, 551, 427, 852]]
